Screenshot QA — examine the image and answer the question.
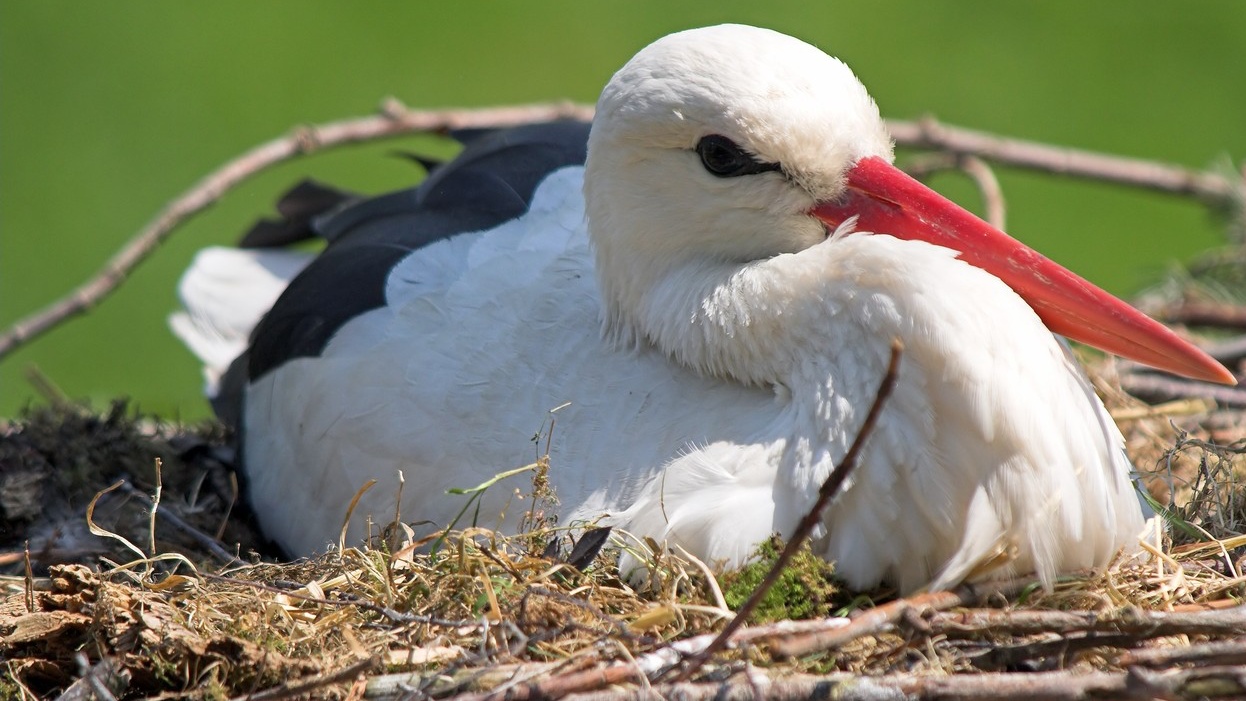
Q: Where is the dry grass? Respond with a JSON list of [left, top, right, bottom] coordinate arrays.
[[1, 368, 1244, 700]]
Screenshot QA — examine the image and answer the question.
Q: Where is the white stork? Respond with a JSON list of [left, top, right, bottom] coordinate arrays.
[[172, 24, 1233, 593]]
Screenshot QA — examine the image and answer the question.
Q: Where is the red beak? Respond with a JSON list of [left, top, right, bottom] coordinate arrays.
[[812, 156, 1235, 385]]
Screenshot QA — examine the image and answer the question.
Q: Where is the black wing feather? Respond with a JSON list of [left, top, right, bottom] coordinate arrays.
[[241, 120, 591, 385]]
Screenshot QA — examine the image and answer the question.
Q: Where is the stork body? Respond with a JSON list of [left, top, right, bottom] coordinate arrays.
[[175, 25, 1230, 593]]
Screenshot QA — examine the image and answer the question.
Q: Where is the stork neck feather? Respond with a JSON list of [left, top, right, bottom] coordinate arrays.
[[616, 252, 838, 388]]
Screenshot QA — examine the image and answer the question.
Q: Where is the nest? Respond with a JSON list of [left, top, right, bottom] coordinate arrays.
[[1, 368, 1244, 700]]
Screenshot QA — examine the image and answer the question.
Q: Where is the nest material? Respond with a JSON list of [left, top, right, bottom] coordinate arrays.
[[1, 372, 1244, 700]]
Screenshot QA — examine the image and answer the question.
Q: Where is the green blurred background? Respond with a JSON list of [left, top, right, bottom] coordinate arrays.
[[2, 2, 1244, 420]]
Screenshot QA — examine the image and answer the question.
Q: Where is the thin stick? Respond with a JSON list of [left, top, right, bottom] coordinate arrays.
[[1118, 370, 1246, 407], [148, 458, 162, 558], [905, 153, 1007, 230], [890, 115, 1243, 203], [450, 625, 862, 701], [768, 576, 1034, 659], [502, 666, 1246, 701], [1155, 301, 1246, 330], [0, 106, 1241, 363], [671, 340, 903, 681], [56, 656, 129, 701], [1119, 636, 1246, 667], [928, 604, 1246, 639], [0, 100, 593, 361], [117, 480, 237, 565]]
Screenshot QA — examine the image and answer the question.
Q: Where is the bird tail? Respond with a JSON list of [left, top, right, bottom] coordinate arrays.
[[169, 246, 313, 400]]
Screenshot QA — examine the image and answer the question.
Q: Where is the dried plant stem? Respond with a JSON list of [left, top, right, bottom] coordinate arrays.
[[116, 480, 237, 565], [0, 104, 1241, 363], [769, 576, 1035, 659]]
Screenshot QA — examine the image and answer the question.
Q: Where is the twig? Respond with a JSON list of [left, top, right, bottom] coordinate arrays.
[[904, 152, 1007, 229], [0, 106, 1240, 363], [459, 667, 1246, 701], [890, 115, 1243, 204], [117, 480, 237, 565], [0, 100, 593, 361], [226, 655, 377, 701], [440, 622, 852, 701], [481, 665, 643, 701], [22, 365, 70, 407], [965, 633, 1146, 673], [928, 604, 1246, 639], [668, 340, 903, 682], [1155, 301, 1246, 330], [56, 655, 130, 701], [1119, 370, 1246, 407], [1205, 335, 1246, 365], [768, 576, 1034, 659], [1119, 636, 1246, 668]]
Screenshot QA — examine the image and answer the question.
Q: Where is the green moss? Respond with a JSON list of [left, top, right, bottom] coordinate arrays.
[[718, 536, 841, 623], [0, 675, 22, 701]]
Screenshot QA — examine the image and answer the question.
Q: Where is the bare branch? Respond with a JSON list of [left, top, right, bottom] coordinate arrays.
[[1118, 369, 1246, 407], [0, 100, 593, 362], [441, 620, 854, 701], [1, 105, 1240, 364], [56, 655, 129, 701], [768, 575, 1034, 659], [443, 666, 1246, 701], [904, 152, 1007, 229], [670, 340, 902, 682], [1154, 301, 1246, 330], [1119, 637, 1246, 668], [889, 115, 1244, 204], [929, 605, 1246, 639]]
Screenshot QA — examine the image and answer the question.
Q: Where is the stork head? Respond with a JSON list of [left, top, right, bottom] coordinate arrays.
[[585, 25, 891, 330], [585, 24, 1233, 384]]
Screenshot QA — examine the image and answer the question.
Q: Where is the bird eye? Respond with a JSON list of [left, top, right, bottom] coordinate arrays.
[[695, 135, 783, 178]]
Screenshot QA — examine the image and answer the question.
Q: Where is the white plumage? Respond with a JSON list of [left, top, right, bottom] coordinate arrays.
[[175, 24, 1229, 593]]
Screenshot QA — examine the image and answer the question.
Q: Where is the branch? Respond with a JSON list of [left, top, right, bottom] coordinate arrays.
[[440, 620, 853, 701], [56, 655, 129, 701], [670, 340, 902, 682], [1119, 637, 1246, 668], [928, 604, 1246, 639], [1154, 301, 1246, 330], [889, 115, 1244, 204], [0, 100, 593, 362], [768, 576, 1034, 659], [2, 105, 1240, 364], [1118, 369, 1246, 407], [434, 667, 1246, 701], [905, 153, 1007, 229]]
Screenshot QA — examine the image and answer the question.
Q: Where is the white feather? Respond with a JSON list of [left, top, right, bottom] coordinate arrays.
[[182, 24, 1150, 593], [170, 247, 312, 396]]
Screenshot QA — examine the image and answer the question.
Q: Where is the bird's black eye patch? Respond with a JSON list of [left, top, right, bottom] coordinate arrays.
[[695, 135, 783, 178]]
